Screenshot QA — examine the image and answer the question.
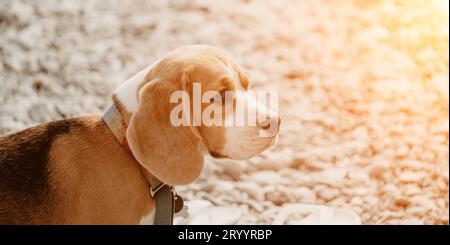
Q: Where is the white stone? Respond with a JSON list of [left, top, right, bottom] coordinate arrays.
[[317, 189, 340, 202], [398, 172, 426, 183], [292, 187, 317, 203], [235, 182, 264, 202]]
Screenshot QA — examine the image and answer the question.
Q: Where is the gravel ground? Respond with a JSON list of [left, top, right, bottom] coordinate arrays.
[[0, 0, 448, 224]]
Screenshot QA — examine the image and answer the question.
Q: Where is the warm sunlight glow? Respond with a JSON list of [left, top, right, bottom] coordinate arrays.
[[434, 0, 450, 14]]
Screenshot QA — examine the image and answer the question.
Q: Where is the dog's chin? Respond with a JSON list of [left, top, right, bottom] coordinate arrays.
[[209, 136, 278, 160]]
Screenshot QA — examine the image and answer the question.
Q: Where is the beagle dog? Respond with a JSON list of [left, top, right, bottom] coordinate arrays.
[[0, 45, 280, 224]]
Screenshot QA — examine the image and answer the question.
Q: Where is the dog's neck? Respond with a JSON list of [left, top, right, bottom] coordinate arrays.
[[101, 102, 164, 189], [102, 98, 130, 149], [102, 102, 176, 225]]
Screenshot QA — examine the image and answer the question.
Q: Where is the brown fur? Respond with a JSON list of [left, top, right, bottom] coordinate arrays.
[[0, 116, 152, 224]]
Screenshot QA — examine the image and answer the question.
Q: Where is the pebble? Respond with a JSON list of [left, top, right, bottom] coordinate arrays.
[[367, 162, 390, 179], [350, 187, 370, 196], [265, 191, 288, 206], [394, 198, 411, 208], [433, 216, 449, 225], [347, 171, 371, 183], [235, 182, 264, 202], [220, 160, 246, 180], [291, 187, 317, 203], [211, 180, 235, 193], [363, 196, 379, 209], [317, 189, 341, 202], [406, 206, 426, 216], [443, 171, 449, 184], [416, 198, 437, 211], [314, 168, 347, 185], [398, 172, 426, 183], [400, 218, 424, 225], [403, 184, 422, 196], [396, 145, 410, 158], [382, 183, 401, 197], [384, 219, 402, 225], [289, 157, 307, 169], [188, 206, 242, 225], [246, 171, 282, 186], [350, 196, 364, 206], [256, 162, 282, 171], [267, 148, 295, 166]]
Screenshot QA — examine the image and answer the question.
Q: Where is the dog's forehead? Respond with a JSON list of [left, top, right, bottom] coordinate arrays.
[[158, 49, 228, 74], [155, 45, 247, 91]]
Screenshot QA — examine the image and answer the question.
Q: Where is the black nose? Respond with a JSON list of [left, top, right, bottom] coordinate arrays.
[[259, 117, 281, 133]]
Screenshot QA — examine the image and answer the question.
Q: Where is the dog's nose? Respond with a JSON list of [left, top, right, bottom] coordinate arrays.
[[258, 116, 281, 134]]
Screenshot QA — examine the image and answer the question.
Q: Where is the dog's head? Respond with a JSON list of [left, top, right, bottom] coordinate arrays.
[[114, 45, 280, 185]]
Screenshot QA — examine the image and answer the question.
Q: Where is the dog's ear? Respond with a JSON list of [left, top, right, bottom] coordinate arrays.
[[126, 72, 204, 186]]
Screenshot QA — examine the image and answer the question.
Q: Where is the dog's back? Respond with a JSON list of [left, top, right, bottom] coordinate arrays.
[[0, 119, 83, 224], [0, 116, 153, 224]]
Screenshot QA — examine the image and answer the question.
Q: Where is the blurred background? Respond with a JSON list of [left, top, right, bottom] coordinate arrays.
[[0, 0, 448, 224]]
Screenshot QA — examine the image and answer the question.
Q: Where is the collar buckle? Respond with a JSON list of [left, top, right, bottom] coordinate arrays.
[[149, 182, 167, 198]]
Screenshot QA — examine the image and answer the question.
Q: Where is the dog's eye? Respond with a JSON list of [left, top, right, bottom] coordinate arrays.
[[209, 89, 229, 106], [212, 89, 225, 105]]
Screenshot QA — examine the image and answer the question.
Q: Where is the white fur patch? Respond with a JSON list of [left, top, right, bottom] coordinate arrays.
[[114, 60, 160, 113], [139, 208, 155, 225]]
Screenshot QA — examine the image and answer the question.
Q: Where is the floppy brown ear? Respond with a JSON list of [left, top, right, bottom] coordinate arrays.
[[126, 75, 204, 186]]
